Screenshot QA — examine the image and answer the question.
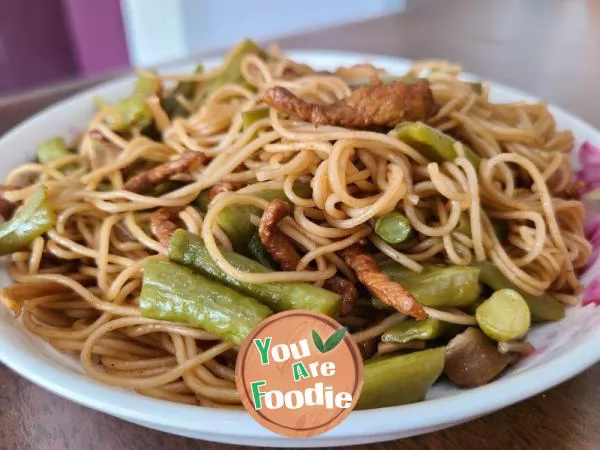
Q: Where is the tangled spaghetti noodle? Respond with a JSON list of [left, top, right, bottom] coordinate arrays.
[[0, 40, 592, 407]]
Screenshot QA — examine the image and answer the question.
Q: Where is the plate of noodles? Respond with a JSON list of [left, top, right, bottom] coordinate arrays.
[[1, 41, 600, 447]]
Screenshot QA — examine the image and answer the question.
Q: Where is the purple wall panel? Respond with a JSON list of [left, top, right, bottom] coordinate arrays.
[[0, 0, 77, 94], [62, 0, 130, 75]]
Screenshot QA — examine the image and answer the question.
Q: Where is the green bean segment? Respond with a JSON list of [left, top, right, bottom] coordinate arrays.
[[0, 185, 56, 255], [394, 121, 480, 168], [374, 263, 481, 308], [161, 65, 204, 118], [356, 348, 445, 409], [139, 259, 272, 345], [168, 230, 340, 316], [374, 211, 413, 244], [382, 319, 458, 345], [36, 137, 73, 166], [476, 289, 531, 341]]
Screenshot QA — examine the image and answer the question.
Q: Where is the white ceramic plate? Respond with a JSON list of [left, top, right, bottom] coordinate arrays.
[[1, 51, 599, 447]]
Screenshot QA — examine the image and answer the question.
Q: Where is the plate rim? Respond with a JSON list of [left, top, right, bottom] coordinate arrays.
[[1, 49, 599, 444]]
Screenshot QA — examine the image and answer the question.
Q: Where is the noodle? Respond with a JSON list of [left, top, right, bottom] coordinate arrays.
[[0, 44, 592, 408]]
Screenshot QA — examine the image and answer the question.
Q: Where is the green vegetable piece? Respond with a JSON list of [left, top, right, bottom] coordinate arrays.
[[36, 137, 73, 166], [382, 318, 454, 344], [112, 96, 153, 131], [475, 289, 531, 341], [394, 122, 480, 169], [474, 261, 565, 322], [139, 259, 272, 345], [242, 107, 270, 130], [195, 184, 312, 253], [192, 39, 263, 110], [248, 232, 279, 269], [356, 347, 445, 410], [374, 211, 413, 244], [374, 263, 481, 308], [99, 73, 160, 131], [0, 185, 56, 255], [168, 230, 340, 316], [162, 65, 204, 118]]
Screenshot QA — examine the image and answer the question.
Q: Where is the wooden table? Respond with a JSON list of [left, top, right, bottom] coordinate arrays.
[[1, 0, 599, 448]]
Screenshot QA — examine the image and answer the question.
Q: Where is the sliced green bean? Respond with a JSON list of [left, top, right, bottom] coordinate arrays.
[[394, 122, 480, 168], [382, 319, 460, 345], [162, 65, 204, 118], [374, 211, 413, 244], [97, 73, 161, 131], [36, 137, 73, 166], [168, 230, 340, 316], [374, 263, 481, 308], [0, 185, 56, 255], [356, 348, 445, 409], [139, 259, 272, 345]]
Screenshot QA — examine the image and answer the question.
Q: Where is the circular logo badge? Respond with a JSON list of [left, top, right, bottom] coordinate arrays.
[[236, 310, 364, 437]]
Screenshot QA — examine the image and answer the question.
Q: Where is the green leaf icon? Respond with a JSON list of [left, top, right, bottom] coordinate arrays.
[[312, 329, 325, 352], [312, 327, 347, 353], [323, 327, 347, 353]]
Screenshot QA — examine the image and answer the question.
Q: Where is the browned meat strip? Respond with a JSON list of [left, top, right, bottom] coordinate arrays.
[[150, 207, 183, 247], [324, 275, 358, 316], [263, 79, 435, 128], [340, 244, 427, 320], [561, 180, 586, 200], [124, 150, 205, 194], [258, 199, 300, 271]]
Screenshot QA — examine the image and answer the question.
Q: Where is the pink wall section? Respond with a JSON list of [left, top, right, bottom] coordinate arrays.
[[62, 0, 130, 75]]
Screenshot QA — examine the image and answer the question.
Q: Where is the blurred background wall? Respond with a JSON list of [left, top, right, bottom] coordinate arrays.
[[0, 0, 405, 96]]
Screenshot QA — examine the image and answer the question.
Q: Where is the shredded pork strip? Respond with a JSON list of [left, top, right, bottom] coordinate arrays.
[[263, 79, 435, 128], [150, 207, 183, 247], [258, 199, 301, 271], [340, 244, 427, 320], [124, 150, 205, 194]]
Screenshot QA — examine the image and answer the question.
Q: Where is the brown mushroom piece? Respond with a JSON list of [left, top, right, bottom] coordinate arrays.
[[444, 327, 513, 388]]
